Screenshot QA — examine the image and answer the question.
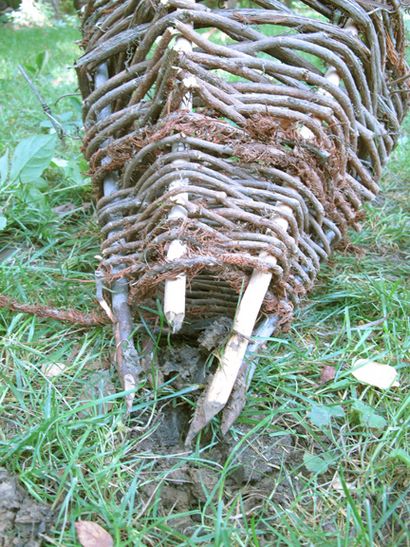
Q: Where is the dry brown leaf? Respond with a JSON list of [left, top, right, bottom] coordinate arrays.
[[75, 520, 113, 547], [351, 359, 399, 389], [319, 365, 336, 384]]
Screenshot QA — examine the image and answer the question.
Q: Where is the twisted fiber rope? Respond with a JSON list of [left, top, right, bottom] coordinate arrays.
[[77, 0, 409, 324]]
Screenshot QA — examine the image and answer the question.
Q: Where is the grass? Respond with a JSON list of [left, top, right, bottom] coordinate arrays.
[[0, 14, 409, 547]]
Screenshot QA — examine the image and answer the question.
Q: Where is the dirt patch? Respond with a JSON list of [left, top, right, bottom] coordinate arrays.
[[126, 329, 304, 537], [0, 468, 51, 547], [131, 409, 298, 535], [130, 328, 300, 534]]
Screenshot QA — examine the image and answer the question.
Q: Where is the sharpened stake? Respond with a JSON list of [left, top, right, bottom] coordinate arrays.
[[163, 31, 194, 334], [186, 207, 292, 444]]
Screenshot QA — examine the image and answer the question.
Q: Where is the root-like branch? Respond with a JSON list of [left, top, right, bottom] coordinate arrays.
[[0, 294, 108, 326]]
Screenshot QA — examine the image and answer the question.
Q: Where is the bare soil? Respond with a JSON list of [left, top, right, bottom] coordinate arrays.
[[130, 332, 302, 537], [132, 404, 300, 536], [0, 468, 51, 547]]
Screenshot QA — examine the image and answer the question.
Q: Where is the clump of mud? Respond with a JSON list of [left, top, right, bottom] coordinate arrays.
[[0, 468, 51, 547]]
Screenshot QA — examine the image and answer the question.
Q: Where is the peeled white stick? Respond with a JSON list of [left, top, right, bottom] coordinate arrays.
[[203, 259, 275, 417], [163, 33, 193, 333], [206, 207, 291, 414], [186, 206, 292, 443]]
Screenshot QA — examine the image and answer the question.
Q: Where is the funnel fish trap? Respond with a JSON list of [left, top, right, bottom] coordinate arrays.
[[76, 0, 408, 441]]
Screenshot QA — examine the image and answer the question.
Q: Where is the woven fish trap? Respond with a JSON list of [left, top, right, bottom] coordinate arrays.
[[76, 0, 409, 437], [77, 0, 408, 328]]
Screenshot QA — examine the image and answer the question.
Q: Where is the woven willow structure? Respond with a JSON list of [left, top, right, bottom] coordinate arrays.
[[77, 0, 408, 438]]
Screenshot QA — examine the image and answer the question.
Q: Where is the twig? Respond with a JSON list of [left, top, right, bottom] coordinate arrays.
[[18, 65, 66, 142], [54, 92, 82, 105], [0, 294, 108, 326], [94, 63, 142, 412]]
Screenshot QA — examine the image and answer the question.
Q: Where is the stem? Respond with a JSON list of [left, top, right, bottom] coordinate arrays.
[[95, 63, 141, 411], [18, 65, 66, 142]]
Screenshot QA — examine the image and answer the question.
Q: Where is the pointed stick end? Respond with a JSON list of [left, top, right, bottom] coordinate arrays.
[[165, 311, 185, 334], [123, 373, 136, 413], [184, 398, 225, 446]]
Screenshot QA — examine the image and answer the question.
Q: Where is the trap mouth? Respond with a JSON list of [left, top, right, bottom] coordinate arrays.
[[132, 269, 295, 342]]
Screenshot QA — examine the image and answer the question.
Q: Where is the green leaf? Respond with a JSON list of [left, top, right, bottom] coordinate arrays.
[[0, 215, 7, 231], [50, 157, 68, 169], [0, 150, 9, 185], [21, 62, 37, 76], [10, 134, 57, 183], [389, 449, 410, 467], [51, 157, 87, 186], [25, 186, 47, 208], [30, 176, 48, 190], [308, 404, 345, 427], [35, 50, 49, 73], [64, 159, 84, 185], [352, 400, 387, 430], [303, 452, 330, 475]]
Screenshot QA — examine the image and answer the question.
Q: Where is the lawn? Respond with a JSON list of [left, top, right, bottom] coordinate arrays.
[[0, 13, 409, 547]]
